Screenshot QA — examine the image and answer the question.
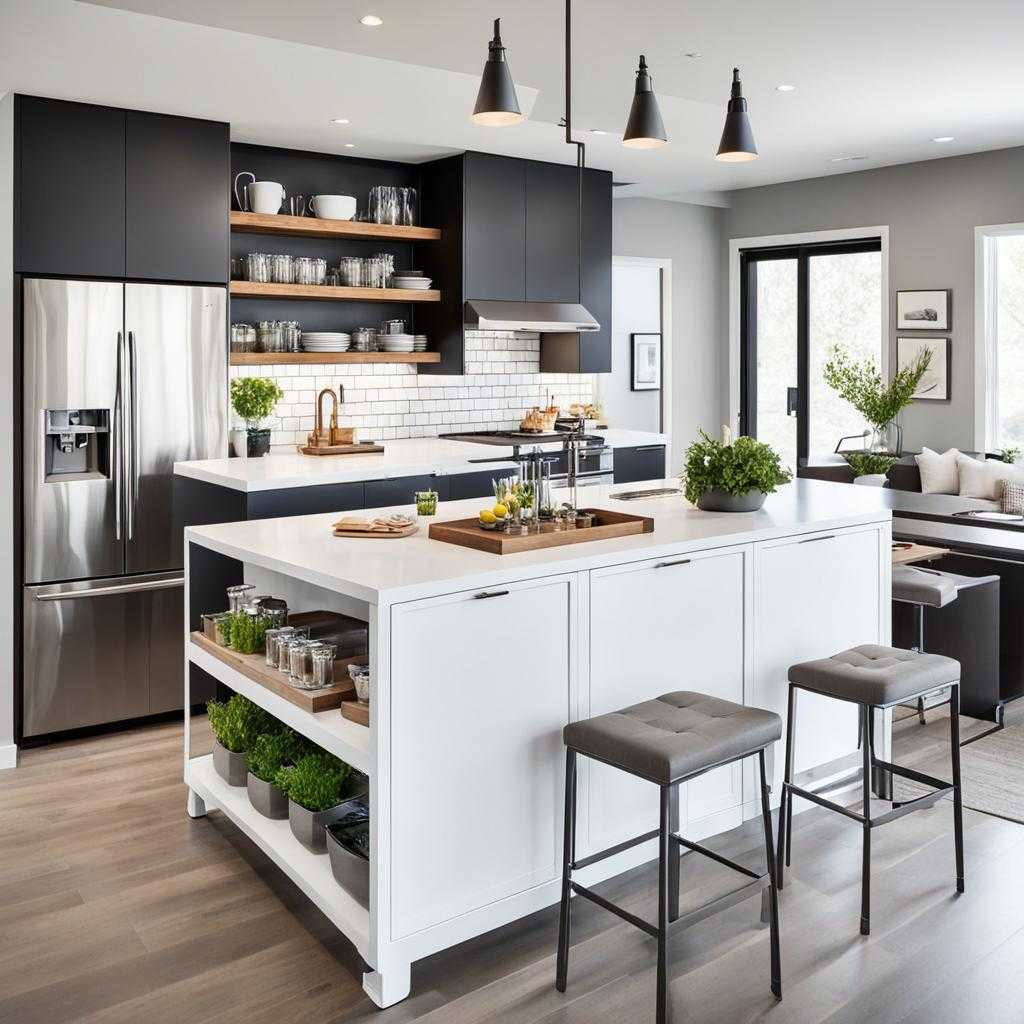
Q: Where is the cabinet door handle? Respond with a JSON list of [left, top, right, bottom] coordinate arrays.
[[655, 558, 691, 569], [474, 589, 510, 600], [634, 445, 664, 453], [799, 534, 835, 544]]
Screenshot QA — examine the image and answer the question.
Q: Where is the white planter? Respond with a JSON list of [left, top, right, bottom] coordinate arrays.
[[853, 473, 887, 487], [230, 429, 248, 459]]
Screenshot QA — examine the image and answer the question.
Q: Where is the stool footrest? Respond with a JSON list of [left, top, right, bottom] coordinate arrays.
[[672, 835, 761, 881], [570, 881, 658, 938], [668, 875, 770, 934], [872, 786, 952, 826], [872, 757, 951, 793], [571, 828, 660, 872], [787, 783, 867, 824]]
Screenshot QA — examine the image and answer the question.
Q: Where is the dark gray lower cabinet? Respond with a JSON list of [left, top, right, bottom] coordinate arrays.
[[613, 445, 667, 484], [448, 469, 511, 501], [246, 482, 365, 520], [364, 475, 449, 509]]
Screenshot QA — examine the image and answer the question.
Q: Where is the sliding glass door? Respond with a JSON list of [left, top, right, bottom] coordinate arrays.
[[741, 239, 882, 470]]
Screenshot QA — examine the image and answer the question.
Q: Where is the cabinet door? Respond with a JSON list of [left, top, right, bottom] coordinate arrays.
[[16, 96, 126, 277], [364, 474, 448, 510], [753, 527, 884, 791], [525, 161, 580, 303], [613, 445, 666, 484], [464, 153, 525, 301], [126, 112, 229, 283], [390, 576, 571, 937], [579, 167, 613, 372], [245, 482, 364, 521], [588, 547, 748, 853], [447, 468, 516, 501]]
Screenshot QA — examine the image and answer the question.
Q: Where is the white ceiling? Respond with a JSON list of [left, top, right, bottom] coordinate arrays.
[[4, 0, 1024, 204]]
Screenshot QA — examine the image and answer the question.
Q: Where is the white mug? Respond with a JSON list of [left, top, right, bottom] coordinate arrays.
[[310, 194, 357, 221], [248, 180, 286, 215]]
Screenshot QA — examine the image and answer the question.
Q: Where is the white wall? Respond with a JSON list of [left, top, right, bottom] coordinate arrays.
[[0, 92, 15, 767], [601, 262, 663, 433], [612, 198, 724, 473]]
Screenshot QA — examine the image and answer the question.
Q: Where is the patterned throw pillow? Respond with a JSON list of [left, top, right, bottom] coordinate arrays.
[[1001, 480, 1024, 515]]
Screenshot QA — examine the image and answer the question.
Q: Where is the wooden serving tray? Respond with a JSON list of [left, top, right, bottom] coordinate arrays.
[[428, 508, 653, 554], [299, 442, 384, 456], [191, 622, 368, 714]]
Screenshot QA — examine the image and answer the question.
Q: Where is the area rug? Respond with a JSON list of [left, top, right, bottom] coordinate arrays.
[[892, 707, 1024, 824]]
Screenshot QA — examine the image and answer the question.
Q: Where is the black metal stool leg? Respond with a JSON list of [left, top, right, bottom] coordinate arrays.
[[657, 785, 671, 1024], [949, 684, 965, 893], [777, 684, 796, 888], [668, 783, 680, 922], [758, 749, 783, 998], [860, 704, 872, 936], [555, 748, 576, 992]]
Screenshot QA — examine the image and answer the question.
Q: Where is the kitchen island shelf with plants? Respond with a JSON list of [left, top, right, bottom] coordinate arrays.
[[230, 281, 440, 303], [183, 477, 893, 1010], [230, 210, 442, 242]]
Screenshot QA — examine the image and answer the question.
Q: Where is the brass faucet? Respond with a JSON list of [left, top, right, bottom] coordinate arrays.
[[308, 387, 352, 448]]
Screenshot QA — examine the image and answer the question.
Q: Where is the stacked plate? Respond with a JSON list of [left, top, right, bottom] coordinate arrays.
[[302, 331, 351, 353], [413, 334, 428, 352], [392, 271, 433, 291], [379, 333, 415, 352]]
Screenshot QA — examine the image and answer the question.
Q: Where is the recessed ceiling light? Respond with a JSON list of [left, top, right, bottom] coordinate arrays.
[[330, 118, 351, 125], [829, 155, 868, 163], [359, 14, 383, 27], [684, 51, 702, 59], [776, 84, 796, 92], [343, 143, 356, 149], [931, 135, 955, 143]]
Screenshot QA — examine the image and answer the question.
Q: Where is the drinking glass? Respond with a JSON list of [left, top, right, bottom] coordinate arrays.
[[401, 187, 418, 226], [245, 253, 269, 283], [311, 644, 337, 688], [415, 490, 438, 516]]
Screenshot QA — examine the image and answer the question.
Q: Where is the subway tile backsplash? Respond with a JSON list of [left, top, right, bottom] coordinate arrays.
[[233, 331, 596, 448]]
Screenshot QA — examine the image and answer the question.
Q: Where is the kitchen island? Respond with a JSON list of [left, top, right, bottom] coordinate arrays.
[[183, 478, 892, 1007]]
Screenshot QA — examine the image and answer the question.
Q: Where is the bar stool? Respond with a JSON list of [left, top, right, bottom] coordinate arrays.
[[555, 692, 783, 1024], [776, 645, 964, 936], [892, 564, 999, 729]]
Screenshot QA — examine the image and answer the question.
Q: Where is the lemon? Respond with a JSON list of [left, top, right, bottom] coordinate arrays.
[[492, 503, 508, 519], [479, 509, 497, 524]]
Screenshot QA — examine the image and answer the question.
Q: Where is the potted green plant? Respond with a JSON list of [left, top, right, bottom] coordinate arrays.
[[247, 728, 305, 819], [823, 345, 932, 455], [206, 693, 274, 786], [276, 751, 366, 852], [230, 377, 283, 458], [842, 451, 898, 486], [682, 428, 791, 512]]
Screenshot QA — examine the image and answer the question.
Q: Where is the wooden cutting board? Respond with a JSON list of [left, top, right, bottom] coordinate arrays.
[[298, 442, 384, 456], [333, 522, 418, 539]]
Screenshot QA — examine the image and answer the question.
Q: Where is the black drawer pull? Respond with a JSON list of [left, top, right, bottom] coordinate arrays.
[[655, 558, 691, 569], [799, 534, 835, 544], [634, 445, 665, 453], [474, 589, 510, 600]]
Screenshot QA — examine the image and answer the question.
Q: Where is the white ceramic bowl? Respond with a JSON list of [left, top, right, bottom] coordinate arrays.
[[310, 194, 357, 221]]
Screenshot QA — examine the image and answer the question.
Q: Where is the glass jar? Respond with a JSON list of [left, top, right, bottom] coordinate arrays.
[[415, 490, 438, 516], [269, 253, 293, 284], [276, 635, 301, 673], [245, 252, 269, 282], [256, 321, 283, 353], [264, 626, 296, 668], [311, 643, 337, 688], [293, 256, 315, 285], [280, 322, 301, 353], [351, 327, 376, 352], [226, 583, 255, 613]]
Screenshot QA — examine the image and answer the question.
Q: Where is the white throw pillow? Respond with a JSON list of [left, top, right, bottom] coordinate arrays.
[[956, 454, 1024, 500], [915, 447, 962, 495]]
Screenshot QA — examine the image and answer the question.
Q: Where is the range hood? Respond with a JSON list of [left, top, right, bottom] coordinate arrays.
[[465, 299, 599, 334]]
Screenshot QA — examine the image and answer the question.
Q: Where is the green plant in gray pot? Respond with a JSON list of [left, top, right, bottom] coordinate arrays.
[[230, 376, 283, 458], [206, 694, 274, 786], [246, 728, 306, 819], [682, 428, 791, 512], [277, 752, 367, 853]]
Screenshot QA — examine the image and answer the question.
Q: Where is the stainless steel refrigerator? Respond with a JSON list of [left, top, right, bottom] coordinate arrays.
[[22, 279, 227, 737]]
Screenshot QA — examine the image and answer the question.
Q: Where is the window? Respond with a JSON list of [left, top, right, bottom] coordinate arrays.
[[980, 227, 1024, 450]]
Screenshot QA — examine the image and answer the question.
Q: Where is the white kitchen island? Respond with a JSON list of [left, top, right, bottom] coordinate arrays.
[[182, 478, 892, 1008]]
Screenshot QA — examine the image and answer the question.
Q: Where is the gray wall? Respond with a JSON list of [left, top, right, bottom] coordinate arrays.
[[613, 197, 724, 472], [724, 146, 1024, 453]]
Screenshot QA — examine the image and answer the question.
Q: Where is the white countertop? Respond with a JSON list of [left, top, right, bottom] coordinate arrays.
[[185, 477, 891, 604], [174, 430, 668, 492]]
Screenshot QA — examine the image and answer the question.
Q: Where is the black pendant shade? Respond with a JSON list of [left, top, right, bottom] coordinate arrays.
[[471, 18, 524, 126], [622, 55, 667, 149], [716, 67, 757, 162]]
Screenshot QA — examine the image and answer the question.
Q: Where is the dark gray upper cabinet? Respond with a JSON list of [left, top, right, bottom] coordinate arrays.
[[16, 96, 127, 278], [464, 152, 525, 301], [579, 166, 613, 372], [525, 160, 580, 303], [126, 112, 229, 283]]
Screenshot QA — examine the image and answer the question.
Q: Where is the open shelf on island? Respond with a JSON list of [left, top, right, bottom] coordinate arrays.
[[187, 753, 371, 958], [231, 210, 441, 242], [230, 281, 440, 304], [229, 351, 441, 366]]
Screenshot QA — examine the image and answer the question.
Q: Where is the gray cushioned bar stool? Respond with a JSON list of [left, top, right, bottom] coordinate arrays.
[[556, 692, 783, 1024], [776, 645, 964, 936]]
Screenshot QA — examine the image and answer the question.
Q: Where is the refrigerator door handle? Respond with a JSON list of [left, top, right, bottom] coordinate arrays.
[[113, 330, 124, 541], [127, 329, 138, 540], [34, 576, 185, 601]]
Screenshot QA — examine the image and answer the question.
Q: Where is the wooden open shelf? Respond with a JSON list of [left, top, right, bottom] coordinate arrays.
[[230, 280, 440, 304], [231, 210, 441, 242], [230, 351, 440, 366]]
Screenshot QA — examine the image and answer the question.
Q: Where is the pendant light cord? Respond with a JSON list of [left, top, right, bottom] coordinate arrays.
[[565, 0, 584, 305]]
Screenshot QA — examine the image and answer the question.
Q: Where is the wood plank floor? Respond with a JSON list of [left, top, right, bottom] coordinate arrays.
[[2, 711, 1024, 1024]]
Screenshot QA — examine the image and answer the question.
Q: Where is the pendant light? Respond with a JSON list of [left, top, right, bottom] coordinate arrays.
[[716, 67, 757, 161], [622, 56, 668, 149], [471, 18, 524, 126]]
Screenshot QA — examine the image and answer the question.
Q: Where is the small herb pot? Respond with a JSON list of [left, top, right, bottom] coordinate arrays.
[[247, 772, 288, 819], [212, 739, 248, 787], [288, 781, 369, 853], [695, 488, 767, 513], [246, 428, 272, 458], [327, 819, 370, 907]]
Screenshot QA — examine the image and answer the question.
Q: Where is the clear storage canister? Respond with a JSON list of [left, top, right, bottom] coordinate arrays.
[[288, 639, 314, 688], [264, 626, 296, 668], [226, 583, 255, 613], [351, 327, 376, 352], [270, 253, 293, 284], [245, 252, 269, 282], [311, 644, 337, 688]]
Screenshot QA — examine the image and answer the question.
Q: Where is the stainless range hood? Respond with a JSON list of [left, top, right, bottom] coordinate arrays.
[[465, 299, 599, 334]]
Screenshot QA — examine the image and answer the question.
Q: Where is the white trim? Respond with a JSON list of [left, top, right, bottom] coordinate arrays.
[[608, 255, 673, 449], [973, 222, 1024, 453], [0, 743, 17, 770], [728, 226, 890, 433]]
